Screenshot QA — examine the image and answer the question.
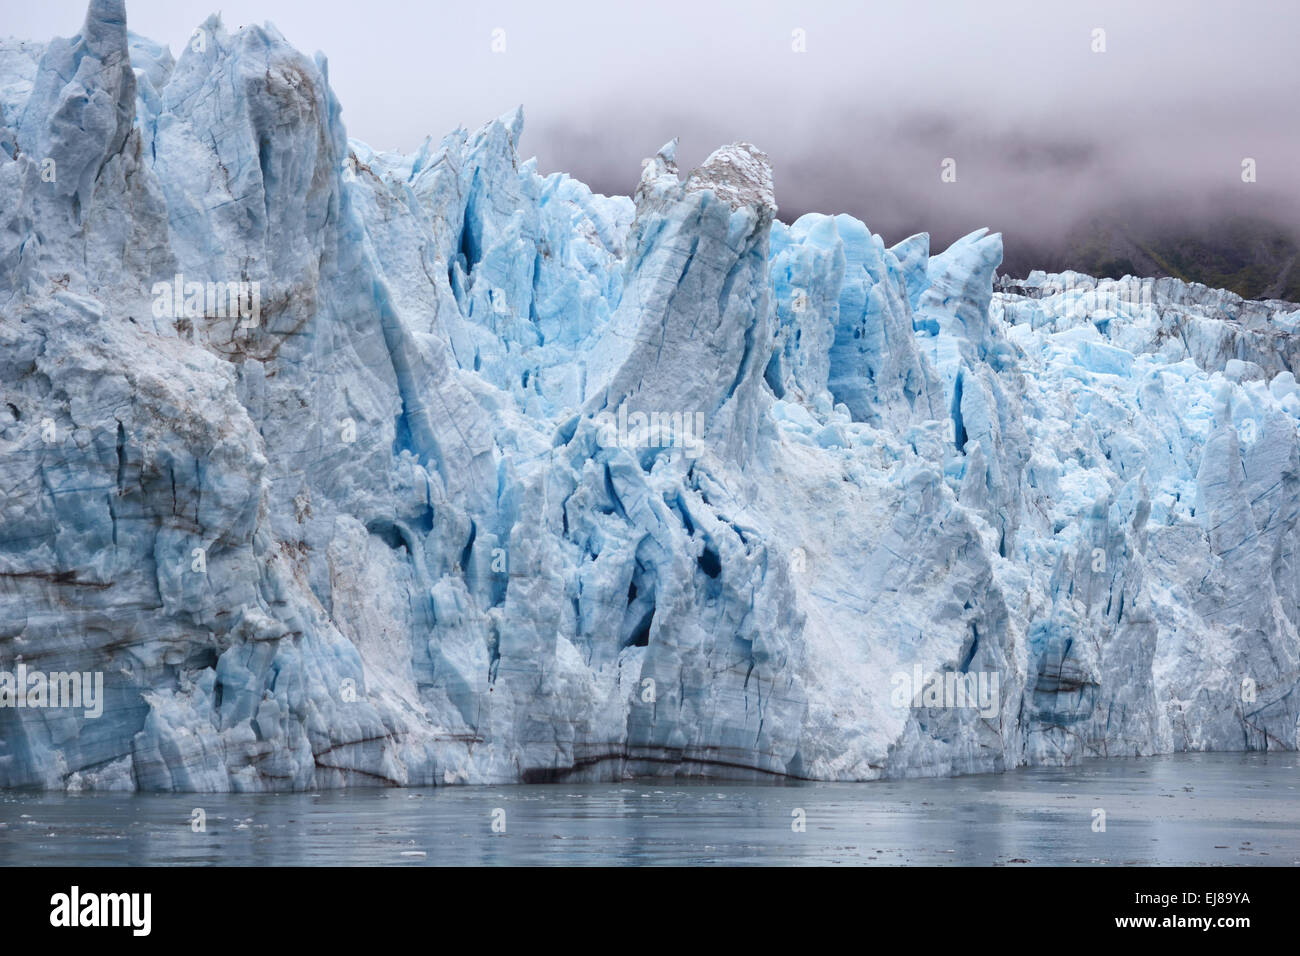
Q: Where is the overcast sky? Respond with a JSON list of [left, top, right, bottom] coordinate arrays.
[[9, 1, 1300, 255]]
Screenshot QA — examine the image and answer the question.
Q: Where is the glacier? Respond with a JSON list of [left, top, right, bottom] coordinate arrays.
[[0, 0, 1297, 791]]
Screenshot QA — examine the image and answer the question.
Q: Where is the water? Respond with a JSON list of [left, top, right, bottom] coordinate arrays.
[[1, 753, 1297, 865]]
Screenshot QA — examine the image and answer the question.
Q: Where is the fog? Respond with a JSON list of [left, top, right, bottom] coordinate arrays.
[[10, 0, 1299, 261]]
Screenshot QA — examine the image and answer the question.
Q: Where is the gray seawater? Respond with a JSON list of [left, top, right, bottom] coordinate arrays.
[[1, 753, 1297, 866]]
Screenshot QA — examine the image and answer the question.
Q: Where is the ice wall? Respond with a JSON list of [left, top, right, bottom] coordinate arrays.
[[0, 1, 1296, 790]]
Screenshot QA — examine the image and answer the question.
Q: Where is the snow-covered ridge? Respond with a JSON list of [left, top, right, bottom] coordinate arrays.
[[0, 1, 1296, 791]]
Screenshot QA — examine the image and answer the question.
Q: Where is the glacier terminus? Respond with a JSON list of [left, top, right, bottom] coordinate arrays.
[[0, 0, 1298, 792]]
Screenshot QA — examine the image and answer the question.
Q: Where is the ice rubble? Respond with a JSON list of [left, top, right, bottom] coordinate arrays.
[[0, 1, 1296, 790]]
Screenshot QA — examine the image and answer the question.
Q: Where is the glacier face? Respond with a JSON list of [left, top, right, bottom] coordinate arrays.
[[0, 0, 1298, 791]]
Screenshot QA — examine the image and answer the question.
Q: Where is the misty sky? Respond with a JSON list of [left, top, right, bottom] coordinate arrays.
[[9, 1, 1300, 257]]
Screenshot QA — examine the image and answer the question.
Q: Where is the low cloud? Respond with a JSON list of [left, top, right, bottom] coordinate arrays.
[[10, 0, 1299, 271]]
